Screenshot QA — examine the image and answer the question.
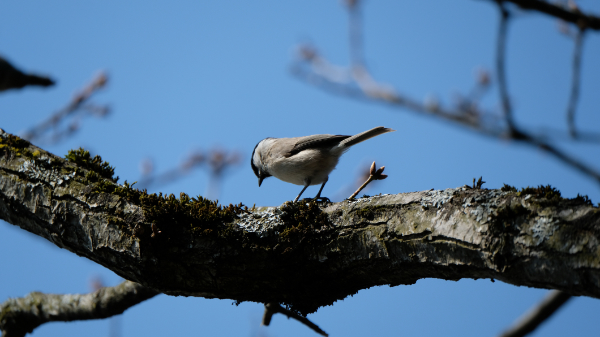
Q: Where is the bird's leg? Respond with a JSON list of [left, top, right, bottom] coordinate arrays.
[[294, 179, 311, 202], [312, 178, 331, 203]]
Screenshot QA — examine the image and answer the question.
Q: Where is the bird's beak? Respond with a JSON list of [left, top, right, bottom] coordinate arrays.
[[258, 176, 264, 187]]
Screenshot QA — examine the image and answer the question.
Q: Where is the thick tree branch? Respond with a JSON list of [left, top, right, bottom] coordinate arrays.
[[497, 290, 572, 337], [0, 280, 159, 337], [1, 130, 599, 317]]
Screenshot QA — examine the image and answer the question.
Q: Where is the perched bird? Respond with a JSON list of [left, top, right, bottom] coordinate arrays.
[[251, 126, 395, 202]]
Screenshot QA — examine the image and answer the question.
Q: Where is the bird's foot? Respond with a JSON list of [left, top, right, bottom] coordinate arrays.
[[295, 197, 331, 204], [311, 196, 331, 204]]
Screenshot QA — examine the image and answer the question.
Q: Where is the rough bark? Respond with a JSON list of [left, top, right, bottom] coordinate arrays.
[[0, 281, 158, 337], [1, 129, 599, 316]]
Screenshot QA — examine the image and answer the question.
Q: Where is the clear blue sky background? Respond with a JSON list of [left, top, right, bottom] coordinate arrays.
[[2, 1, 600, 336]]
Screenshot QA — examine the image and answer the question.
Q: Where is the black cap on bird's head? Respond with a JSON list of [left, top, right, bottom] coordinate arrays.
[[251, 139, 272, 187]]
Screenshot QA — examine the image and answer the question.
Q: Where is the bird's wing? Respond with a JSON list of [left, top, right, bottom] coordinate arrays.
[[284, 134, 350, 158]]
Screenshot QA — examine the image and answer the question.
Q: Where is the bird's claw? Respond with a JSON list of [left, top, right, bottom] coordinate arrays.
[[312, 196, 331, 204], [296, 197, 331, 204]]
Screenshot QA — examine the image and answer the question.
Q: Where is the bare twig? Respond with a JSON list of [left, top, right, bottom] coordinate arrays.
[[21, 72, 109, 144], [497, 290, 572, 337], [290, 1, 600, 186], [293, 63, 600, 184], [136, 150, 205, 190], [331, 162, 379, 201], [262, 302, 329, 337], [0, 280, 159, 337], [496, 2, 516, 132], [532, 137, 600, 183], [205, 148, 242, 199], [349, 161, 388, 199], [473, 176, 486, 189], [346, 0, 364, 68], [136, 148, 241, 199], [567, 28, 585, 138]]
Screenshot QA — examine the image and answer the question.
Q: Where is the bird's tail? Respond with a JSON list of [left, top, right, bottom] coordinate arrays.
[[340, 126, 395, 147]]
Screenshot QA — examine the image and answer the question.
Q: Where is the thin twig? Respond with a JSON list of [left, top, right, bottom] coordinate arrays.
[[262, 302, 329, 337], [136, 148, 241, 200], [497, 290, 572, 337], [496, 2, 515, 132], [533, 137, 600, 183], [349, 175, 375, 199], [292, 62, 600, 184], [136, 151, 205, 190], [21, 72, 109, 144], [291, 62, 486, 130], [349, 162, 388, 199], [347, 0, 364, 68], [290, 2, 600, 186], [567, 28, 585, 138]]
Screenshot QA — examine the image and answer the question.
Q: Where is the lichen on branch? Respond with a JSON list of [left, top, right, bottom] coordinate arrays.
[[1, 128, 599, 316]]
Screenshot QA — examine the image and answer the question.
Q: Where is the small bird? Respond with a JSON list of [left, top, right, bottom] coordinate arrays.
[[251, 126, 395, 202]]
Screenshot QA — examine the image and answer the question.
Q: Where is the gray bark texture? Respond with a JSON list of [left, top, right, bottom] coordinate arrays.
[[1, 128, 599, 317], [0, 281, 158, 337]]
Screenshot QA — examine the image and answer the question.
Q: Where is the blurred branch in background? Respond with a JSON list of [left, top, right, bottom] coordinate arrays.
[[0, 56, 54, 92], [290, 0, 600, 186], [90, 276, 123, 337], [205, 147, 242, 199], [20, 72, 110, 145], [502, 0, 600, 30], [137, 147, 241, 200], [565, 27, 585, 138], [497, 290, 572, 337]]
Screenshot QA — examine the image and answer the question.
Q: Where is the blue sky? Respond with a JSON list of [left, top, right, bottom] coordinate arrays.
[[2, 1, 600, 336]]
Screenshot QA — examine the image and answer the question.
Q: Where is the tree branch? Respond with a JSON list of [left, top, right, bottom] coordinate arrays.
[[21, 72, 109, 145], [0, 57, 54, 92], [1, 130, 599, 317], [496, 2, 515, 132], [497, 290, 572, 337], [290, 2, 600, 186], [262, 303, 328, 336], [0, 280, 159, 337], [567, 28, 585, 138], [291, 57, 600, 185], [496, 0, 600, 31]]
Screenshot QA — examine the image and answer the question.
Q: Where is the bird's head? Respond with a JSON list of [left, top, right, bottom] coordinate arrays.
[[251, 138, 272, 187]]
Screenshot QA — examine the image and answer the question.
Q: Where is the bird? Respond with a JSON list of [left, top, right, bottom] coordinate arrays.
[[251, 126, 395, 202]]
